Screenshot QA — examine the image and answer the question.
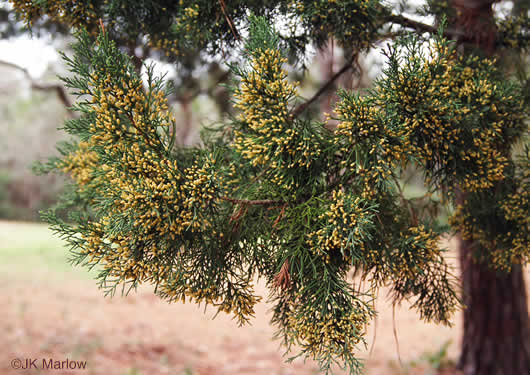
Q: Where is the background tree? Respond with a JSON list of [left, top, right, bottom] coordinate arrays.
[[8, 1, 529, 374], [0, 2, 71, 221], [439, 1, 530, 373]]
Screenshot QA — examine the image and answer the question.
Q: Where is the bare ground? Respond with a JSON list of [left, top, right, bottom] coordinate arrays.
[[1, 226, 527, 375]]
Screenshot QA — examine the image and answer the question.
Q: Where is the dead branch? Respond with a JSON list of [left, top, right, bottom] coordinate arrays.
[[0, 59, 73, 110]]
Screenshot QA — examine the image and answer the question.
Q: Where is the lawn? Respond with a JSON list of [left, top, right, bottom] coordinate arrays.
[[0, 220, 96, 280], [0, 220, 467, 375]]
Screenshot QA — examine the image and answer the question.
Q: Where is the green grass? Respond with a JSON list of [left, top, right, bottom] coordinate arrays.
[[0, 220, 97, 281]]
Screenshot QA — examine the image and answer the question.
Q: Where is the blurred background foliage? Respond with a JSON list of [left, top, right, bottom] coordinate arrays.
[[0, 66, 68, 220]]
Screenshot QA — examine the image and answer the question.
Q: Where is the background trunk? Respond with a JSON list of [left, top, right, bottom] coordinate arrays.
[[458, 238, 530, 375], [450, 1, 530, 373]]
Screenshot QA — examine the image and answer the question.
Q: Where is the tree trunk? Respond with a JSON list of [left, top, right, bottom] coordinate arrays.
[[450, 1, 530, 374], [458, 238, 530, 375]]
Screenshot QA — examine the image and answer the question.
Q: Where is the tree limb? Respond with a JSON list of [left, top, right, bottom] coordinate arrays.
[[291, 53, 358, 119], [387, 14, 466, 40], [0, 59, 73, 109], [174, 70, 230, 103], [387, 13, 519, 50], [218, 0, 240, 41]]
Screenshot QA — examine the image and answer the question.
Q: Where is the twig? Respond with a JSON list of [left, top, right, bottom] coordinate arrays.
[[98, 18, 105, 34], [272, 203, 288, 228], [218, 0, 240, 41], [220, 196, 284, 206], [392, 174, 419, 226], [273, 259, 292, 291], [388, 14, 438, 34], [392, 303, 403, 368], [0, 59, 73, 110], [229, 204, 248, 222], [369, 288, 379, 357], [291, 53, 357, 119], [125, 112, 163, 158]]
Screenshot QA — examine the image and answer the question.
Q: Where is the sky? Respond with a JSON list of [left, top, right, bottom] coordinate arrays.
[[0, 35, 59, 78]]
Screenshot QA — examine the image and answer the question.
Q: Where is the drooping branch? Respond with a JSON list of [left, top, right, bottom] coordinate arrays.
[[0, 59, 72, 109]]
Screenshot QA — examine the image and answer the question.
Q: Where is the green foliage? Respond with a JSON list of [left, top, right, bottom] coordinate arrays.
[[244, 14, 282, 58], [0, 169, 15, 219], [449, 146, 530, 271], [420, 0, 455, 22], [375, 35, 525, 192], [41, 31, 262, 327], [293, 0, 390, 50], [404, 340, 454, 375], [10, 1, 530, 374], [421, 339, 452, 370], [497, 14, 530, 52]]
